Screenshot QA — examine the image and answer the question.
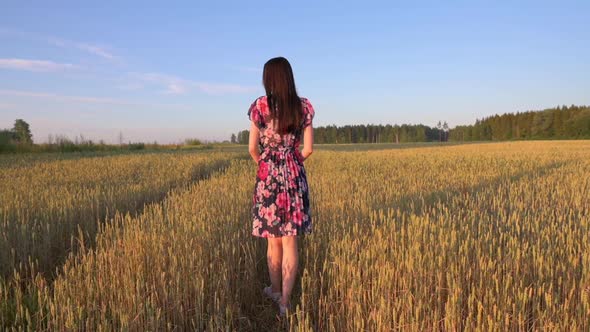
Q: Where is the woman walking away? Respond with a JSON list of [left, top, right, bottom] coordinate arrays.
[[247, 56, 315, 317]]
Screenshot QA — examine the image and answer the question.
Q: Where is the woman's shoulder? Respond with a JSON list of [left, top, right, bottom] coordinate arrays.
[[300, 97, 314, 108], [249, 95, 267, 106], [299, 97, 314, 113], [248, 96, 267, 127], [249, 95, 269, 116], [254, 95, 267, 102], [299, 97, 315, 127]]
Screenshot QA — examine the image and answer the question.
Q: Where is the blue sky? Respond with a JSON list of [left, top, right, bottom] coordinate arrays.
[[1, 1, 589, 143]]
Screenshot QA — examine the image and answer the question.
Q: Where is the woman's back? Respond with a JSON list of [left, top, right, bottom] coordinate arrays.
[[248, 95, 315, 152]]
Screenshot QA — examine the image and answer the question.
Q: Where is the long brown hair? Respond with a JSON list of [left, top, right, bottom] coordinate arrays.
[[262, 57, 303, 135]]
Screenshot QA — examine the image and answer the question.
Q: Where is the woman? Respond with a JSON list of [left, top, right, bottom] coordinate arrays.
[[247, 56, 315, 316]]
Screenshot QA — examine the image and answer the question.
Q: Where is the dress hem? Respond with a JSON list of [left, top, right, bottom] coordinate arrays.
[[251, 230, 312, 238]]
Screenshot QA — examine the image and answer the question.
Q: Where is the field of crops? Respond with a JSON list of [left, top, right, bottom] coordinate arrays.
[[0, 141, 588, 331]]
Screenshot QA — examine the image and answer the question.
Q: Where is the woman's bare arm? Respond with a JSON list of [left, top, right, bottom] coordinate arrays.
[[248, 121, 261, 164], [301, 123, 314, 161]]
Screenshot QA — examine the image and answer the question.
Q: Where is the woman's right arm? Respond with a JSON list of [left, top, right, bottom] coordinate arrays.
[[301, 123, 313, 161]]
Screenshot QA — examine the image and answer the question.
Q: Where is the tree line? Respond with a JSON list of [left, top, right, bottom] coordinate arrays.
[[234, 105, 590, 144], [233, 122, 451, 144], [3, 104, 588, 153], [311, 122, 451, 144], [449, 105, 590, 141]]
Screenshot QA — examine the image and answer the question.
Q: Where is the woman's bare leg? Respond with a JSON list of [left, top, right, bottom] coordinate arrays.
[[280, 236, 298, 306], [267, 237, 283, 293]]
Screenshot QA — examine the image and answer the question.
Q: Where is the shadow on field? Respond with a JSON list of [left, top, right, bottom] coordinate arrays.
[[386, 160, 568, 217], [246, 160, 569, 331]]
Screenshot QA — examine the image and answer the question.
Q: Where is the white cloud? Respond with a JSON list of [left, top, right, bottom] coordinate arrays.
[[48, 37, 117, 60], [0, 89, 191, 109], [77, 43, 116, 60], [0, 30, 117, 61], [128, 72, 259, 95], [136, 73, 188, 95], [164, 83, 188, 95], [0, 58, 78, 72]]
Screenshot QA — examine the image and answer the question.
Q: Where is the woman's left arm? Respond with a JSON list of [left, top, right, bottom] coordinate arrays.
[[248, 121, 261, 164]]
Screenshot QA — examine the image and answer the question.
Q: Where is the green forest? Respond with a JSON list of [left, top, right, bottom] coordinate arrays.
[[234, 104, 590, 144], [449, 105, 590, 141]]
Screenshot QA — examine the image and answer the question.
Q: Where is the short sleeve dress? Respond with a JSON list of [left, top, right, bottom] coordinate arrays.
[[247, 95, 315, 237]]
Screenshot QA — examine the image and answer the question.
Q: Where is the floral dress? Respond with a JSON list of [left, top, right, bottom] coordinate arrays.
[[248, 95, 315, 237]]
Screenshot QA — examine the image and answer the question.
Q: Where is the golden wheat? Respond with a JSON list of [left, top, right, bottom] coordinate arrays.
[[0, 151, 235, 278], [1, 141, 588, 331]]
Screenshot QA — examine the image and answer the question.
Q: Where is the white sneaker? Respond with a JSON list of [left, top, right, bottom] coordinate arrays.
[[263, 286, 281, 303]]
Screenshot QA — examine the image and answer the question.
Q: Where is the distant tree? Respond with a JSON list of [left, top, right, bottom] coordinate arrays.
[[231, 133, 237, 144], [13, 119, 33, 144], [118, 131, 124, 146], [236, 130, 249, 144], [0, 129, 14, 152], [184, 138, 202, 146], [443, 122, 449, 141], [0, 129, 13, 144], [553, 109, 564, 138]]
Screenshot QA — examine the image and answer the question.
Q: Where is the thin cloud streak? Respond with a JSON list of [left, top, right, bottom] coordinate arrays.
[[47, 37, 117, 60], [134, 73, 188, 95], [0, 30, 118, 61], [130, 72, 259, 95], [0, 58, 78, 72], [0, 89, 191, 109], [77, 44, 116, 60]]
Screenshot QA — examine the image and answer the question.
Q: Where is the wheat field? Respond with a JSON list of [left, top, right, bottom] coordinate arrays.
[[0, 141, 588, 331]]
